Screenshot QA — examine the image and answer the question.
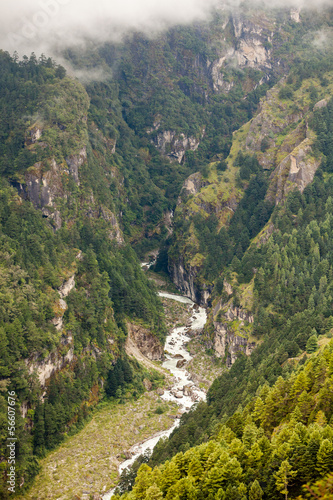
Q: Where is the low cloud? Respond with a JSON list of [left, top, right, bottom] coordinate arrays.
[[2, 0, 221, 56], [0, 0, 331, 57]]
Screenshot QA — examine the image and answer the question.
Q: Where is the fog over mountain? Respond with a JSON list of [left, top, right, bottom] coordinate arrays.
[[1, 0, 331, 56]]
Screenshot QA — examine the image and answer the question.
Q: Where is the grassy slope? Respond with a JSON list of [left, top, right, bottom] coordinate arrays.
[[21, 394, 178, 500]]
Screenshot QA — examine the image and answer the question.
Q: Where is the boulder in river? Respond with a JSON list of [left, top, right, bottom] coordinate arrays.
[[183, 384, 193, 396], [176, 359, 186, 368], [174, 354, 184, 359]]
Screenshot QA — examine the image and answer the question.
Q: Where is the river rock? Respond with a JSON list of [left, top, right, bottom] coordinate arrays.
[[174, 354, 184, 359], [176, 359, 186, 368], [175, 392, 183, 398], [156, 388, 165, 396], [183, 384, 193, 396]]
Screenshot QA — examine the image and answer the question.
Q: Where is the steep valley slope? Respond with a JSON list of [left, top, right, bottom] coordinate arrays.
[[0, 2, 333, 499]]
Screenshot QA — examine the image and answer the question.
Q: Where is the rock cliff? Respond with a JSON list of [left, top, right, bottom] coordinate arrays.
[[126, 323, 164, 361], [212, 283, 256, 366], [169, 70, 333, 307], [154, 130, 201, 164]]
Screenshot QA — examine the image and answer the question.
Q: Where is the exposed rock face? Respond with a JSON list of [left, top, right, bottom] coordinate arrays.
[[290, 8, 301, 23], [267, 139, 322, 205], [214, 321, 255, 366], [154, 130, 201, 163], [179, 172, 203, 200], [26, 125, 42, 145], [170, 260, 212, 306], [171, 261, 197, 303], [52, 274, 76, 331], [213, 282, 255, 366], [26, 342, 75, 387], [14, 146, 124, 243], [52, 298, 68, 332], [126, 323, 164, 361], [59, 275, 76, 299], [65, 147, 87, 186], [99, 206, 124, 244], [209, 49, 236, 92], [16, 148, 86, 229], [231, 13, 273, 70]]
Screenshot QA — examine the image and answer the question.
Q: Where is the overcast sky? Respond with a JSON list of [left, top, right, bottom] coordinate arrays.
[[0, 0, 331, 56]]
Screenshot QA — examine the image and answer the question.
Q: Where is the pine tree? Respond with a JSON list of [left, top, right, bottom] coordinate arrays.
[[188, 456, 204, 483], [144, 483, 163, 500], [249, 480, 264, 500], [316, 439, 333, 476], [274, 460, 297, 500], [33, 404, 45, 456], [306, 334, 318, 353]]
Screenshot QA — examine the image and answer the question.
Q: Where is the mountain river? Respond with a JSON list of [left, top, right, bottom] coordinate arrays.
[[103, 291, 207, 499]]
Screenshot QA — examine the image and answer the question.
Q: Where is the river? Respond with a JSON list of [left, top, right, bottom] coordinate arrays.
[[103, 291, 207, 499]]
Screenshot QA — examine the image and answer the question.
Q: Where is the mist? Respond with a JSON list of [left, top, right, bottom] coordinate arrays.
[[1, 0, 331, 57]]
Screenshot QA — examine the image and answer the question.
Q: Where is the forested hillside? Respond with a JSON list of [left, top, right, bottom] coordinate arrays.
[[1, 2, 333, 499], [111, 8, 333, 500], [114, 340, 333, 499], [0, 52, 165, 498]]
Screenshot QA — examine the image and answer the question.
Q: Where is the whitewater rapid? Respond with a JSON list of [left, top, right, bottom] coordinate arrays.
[[103, 292, 207, 499]]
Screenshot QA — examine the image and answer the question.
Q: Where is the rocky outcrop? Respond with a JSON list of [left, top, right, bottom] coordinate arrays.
[[65, 147, 87, 186], [209, 49, 236, 93], [267, 138, 322, 205], [59, 275, 76, 299], [52, 274, 76, 331], [170, 260, 211, 306], [290, 8, 301, 23], [179, 172, 204, 201], [15, 148, 87, 229], [99, 206, 124, 244], [213, 282, 255, 366], [230, 11, 275, 71], [26, 337, 75, 387], [126, 323, 164, 361], [154, 130, 201, 164], [14, 147, 124, 244], [214, 321, 256, 366]]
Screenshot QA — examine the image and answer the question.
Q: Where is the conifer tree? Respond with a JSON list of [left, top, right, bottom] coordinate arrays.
[[188, 456, 204, 483], [249, 480, 264, 500], [144, 483, 163, 500], [306, 334, 318, 353], [274, 460, 297, 500], [316, 439, 333, 476]]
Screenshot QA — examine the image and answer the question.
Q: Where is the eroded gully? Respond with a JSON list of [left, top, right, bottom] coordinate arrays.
[[103, 292, 207, 499]]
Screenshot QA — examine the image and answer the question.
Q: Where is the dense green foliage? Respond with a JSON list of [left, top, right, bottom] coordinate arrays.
[[115, 341, 333, 499], [1, 5, 333, 499], [192, 166, 273, 283], [64, 9, 300, 256], [0, 53, 166, 497], [130, 62, 333, 499]]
